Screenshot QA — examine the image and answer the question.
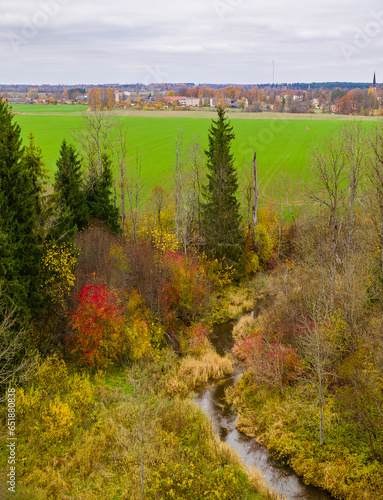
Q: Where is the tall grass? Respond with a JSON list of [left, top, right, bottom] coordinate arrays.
[[232, 314, 257, 342], [167, 348, 233, 395]]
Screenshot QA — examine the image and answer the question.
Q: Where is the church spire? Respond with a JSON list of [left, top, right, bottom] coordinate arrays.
[[373, 71, 376, 87]]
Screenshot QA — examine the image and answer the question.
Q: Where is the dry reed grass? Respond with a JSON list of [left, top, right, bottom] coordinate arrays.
[[232, 314, 258, 342], [246, 466, 286, 500], [167, 348, 233, 395], [226, 287, 255, 316]]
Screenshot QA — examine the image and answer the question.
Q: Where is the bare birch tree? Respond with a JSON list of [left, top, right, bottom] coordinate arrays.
[[127, 150, 142, 244], [308, 135, 346, 311], [341, 122, 368, 249], [174, 130, 185, 240], [300, 311, 338, 446], [116, 127, 129, 234], [0, 292, 35, 398], [76, 110, 115, 175], [186, 137, 205, 236], [369, 121, 383, 276]]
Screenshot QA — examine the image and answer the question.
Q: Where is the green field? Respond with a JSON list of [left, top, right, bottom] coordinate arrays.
[[13, 104, 87, 114], [12, 105, 380, 207]]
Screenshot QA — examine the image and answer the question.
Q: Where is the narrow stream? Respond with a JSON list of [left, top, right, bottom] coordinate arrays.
[[193, 321, 335, 500]]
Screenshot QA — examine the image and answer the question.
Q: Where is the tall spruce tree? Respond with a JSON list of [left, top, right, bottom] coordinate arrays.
[[22, 133, 49, 231], [0, 100, 43, 318], [85, 154, 120, 234], [51, 140, 89, 241], [201, 107, 242, 260]]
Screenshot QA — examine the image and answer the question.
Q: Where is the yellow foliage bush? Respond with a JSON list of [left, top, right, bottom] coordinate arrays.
[[33, 355, 69, 392], [42, 242, 78, 303], [255, 224, 273, 267], [127, 288, 149, 320], [40, 397, 74, 442], [244, 251, 260, 275], [109, 242, 130, 274], [126, 289, 166, 359], [205, 254, 234, 289], [152, 228, 179, 256], [125, 319, 152, 360], [15, 355, 93, 446], [328, 308, 349, 347], [137, 196, 176, 247], [258, 205, 280, 249]]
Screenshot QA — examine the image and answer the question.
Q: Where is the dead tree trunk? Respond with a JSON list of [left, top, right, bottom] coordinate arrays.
[[252, 151, 258, 227]]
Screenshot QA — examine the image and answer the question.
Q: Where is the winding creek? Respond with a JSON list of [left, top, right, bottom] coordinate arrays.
[[193, 320, 335, 500]]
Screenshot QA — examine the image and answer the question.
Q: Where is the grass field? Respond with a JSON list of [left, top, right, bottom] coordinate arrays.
[[11, 105, 380, 207], [13, 103, 87, 114]]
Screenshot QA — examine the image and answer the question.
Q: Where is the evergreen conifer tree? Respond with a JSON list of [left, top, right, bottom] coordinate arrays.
[[51, 140, 88, 241], [22, 133, 50, 230], [201, 107, 242, 260], [85, 154, 121, 234], [0, 100, 43, 318]]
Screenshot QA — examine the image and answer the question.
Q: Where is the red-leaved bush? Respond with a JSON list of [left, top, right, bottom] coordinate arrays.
[[186, 323, 210, 356], [233, 330, 302, 392], [67, 284, 125, 368]]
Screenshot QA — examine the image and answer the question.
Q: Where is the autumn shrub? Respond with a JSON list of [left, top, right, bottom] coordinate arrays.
[[258, 205, 280, 248], [243, 249, 261, 275], [152, 227, 179, 256], [205, 254, 235, 290], [137, 192, 176, 244], [254, 224, 273, 268], [242, 228, 261, 276], [260, 296, 303, 348], [279, 222, 297, 259], [184, 322, 210, 356], [42, 242, 78, 304], [335, 340, 383, 462], [126, 288, 167, 358], [30, 242, 79, 355], [233, 330, 302, 393], [126, 239, 163, 314], [160, 251, 211, 329], [67, 283, 126, 368], [15, 355, 92, 448]]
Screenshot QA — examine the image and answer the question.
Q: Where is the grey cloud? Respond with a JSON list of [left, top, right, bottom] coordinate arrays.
[[1, 0, 382, 84]]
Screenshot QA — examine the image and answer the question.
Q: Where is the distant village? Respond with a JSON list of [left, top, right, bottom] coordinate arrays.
[[1, 77, 382, 115]]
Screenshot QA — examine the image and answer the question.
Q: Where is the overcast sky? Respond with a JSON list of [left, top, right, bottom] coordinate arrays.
[[1, 0, 383, 85]]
